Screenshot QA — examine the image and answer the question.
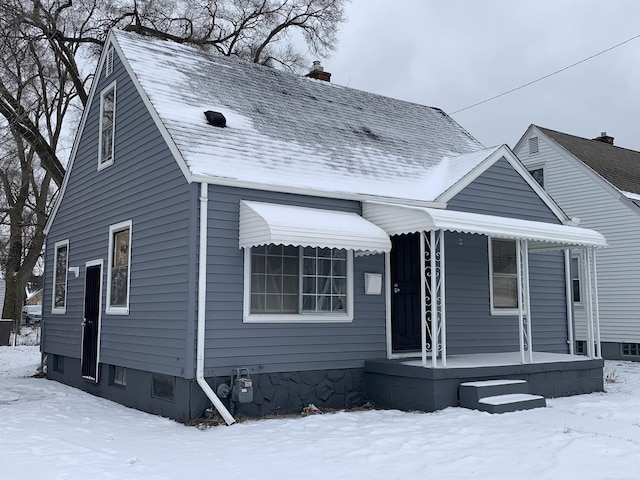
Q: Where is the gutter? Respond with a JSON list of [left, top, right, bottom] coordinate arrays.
[[196, 182, 236, 425]]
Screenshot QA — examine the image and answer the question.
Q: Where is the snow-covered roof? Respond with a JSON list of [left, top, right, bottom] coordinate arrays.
[[111, 30, 488, 203]]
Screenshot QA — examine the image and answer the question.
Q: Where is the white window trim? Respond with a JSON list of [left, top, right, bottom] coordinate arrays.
[[106, 220, 132, 315], [243, 247, 354, 323], [571, 254, 583, 308], [97, 80, 117, 170], [51, 239, 70, 314], [489, 237, 519, 316]]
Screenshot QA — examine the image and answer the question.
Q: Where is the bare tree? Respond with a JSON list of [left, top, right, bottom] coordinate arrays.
[[0, 0, 346, 324]]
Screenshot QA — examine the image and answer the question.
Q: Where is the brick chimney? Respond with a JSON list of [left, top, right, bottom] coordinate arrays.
[[592, 132, 614, 145], [305, 61, 331, 82]]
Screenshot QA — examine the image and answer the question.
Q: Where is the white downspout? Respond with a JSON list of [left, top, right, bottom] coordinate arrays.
[[196, 182, 236, 426]]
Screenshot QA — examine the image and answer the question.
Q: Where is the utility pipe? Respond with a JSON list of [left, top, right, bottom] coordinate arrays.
[[196, 182, 235, 426]]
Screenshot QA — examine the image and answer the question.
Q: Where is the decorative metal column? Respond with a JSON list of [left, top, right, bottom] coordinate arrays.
[[517, 239, 533, 363], [424, 230, 446, 368]]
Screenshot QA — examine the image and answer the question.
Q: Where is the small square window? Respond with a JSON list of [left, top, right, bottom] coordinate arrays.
[[622, 343, 640, 357], [152, 374, 175, 401], [110, 365, 126, 387], [52, 355, 64, 373]]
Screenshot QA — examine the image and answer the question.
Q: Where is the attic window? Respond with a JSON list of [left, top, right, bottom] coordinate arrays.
[[204, 110, 226, 128], [528, 136, 539, 154], [106, 48, 114, 77]]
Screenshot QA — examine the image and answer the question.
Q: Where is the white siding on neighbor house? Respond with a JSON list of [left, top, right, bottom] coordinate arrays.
[[516, 131, 640, 344]]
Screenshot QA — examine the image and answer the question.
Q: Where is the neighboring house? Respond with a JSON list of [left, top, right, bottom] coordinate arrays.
[[516, 126, 640, 360], [42, 30, 606, 424]]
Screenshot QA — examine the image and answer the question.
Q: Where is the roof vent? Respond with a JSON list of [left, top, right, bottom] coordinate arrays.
[[204, 111, 226, 128]]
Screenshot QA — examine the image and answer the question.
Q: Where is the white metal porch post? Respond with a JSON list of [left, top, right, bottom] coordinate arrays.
[[420, 230, 427, 366], [581, 248, 595, 358], [439, 229, 447, 367], [429, 230, 437, 368], [590, 247, 602, 358], [517, 239, 533, 363]]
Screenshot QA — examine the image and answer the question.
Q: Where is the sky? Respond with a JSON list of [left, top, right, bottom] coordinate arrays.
[[326, 0, 640, 152], [3, 344, 640, 478]]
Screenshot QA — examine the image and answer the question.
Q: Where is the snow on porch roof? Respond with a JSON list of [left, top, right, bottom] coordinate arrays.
[[239, 201, 391, 254], [111, 30, 488, 203], [362, 202, 607, 249]]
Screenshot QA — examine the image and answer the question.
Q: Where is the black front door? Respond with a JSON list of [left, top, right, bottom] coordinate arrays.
[[390, 233, 430, 352], [81, 264, 102, 381]]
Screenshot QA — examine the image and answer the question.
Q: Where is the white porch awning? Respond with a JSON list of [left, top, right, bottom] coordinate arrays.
[[239, 200, 391, 253], [363, 202, 607, 250]]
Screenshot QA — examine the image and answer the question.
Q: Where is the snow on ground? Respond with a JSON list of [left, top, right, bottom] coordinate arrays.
[[1, 347, 639, 480]]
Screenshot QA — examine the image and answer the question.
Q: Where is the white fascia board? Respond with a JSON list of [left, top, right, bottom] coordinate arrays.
[[436, 143, 569, 224], [190, 173, 447, 208], [512, 124, 537, 155]]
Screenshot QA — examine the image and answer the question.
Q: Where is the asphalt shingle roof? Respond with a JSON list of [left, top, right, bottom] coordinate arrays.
[[538, 126, 640, 195], [112, 30, 490, 202]]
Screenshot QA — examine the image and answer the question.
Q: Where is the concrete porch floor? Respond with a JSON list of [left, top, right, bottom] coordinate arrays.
[[364, 352, 604, 413]]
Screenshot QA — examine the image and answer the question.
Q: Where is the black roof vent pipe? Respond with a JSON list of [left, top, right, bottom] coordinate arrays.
[[204, 110, 226, 128]]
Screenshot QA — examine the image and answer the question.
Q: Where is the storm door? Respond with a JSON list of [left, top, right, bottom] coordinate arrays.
[[390, 233, 431, 352], [81, 261, 102, 381]]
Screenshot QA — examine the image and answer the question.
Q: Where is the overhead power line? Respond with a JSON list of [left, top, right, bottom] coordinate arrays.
[[450, 32, 640, 115]]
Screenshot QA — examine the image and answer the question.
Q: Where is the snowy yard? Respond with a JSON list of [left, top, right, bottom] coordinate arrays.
[[1, 347, 639, 479]]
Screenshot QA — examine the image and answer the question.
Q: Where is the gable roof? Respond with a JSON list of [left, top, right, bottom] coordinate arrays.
[[536, 126, 640, 195], [110, 29, 491, 204]]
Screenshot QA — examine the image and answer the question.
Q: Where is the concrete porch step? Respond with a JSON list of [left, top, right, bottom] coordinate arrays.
[[477, 393, 546, 414], [459, 379, 546, 413]]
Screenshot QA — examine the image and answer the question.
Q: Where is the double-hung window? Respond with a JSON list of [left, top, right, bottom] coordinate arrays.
[[98, 82, 116, 169], [490, 238, 518, 313], [244, 245, 353, 322], [52, 240, 69, 313], [106, 221, 132, 314], [571, 256, 581, 304]]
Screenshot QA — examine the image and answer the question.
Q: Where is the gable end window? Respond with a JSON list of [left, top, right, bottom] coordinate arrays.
[[52, 240, 69, 313], [244, 245, 354, 323], [98, 82, 116, 169], [529, 167, 544, 188], [490, 238, 518, 314], [528, 136, 539, 154], [106, 221, 132, 314]]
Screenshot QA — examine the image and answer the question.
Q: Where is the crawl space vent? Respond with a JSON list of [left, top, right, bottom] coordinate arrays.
[[204, 111, 226, 128]]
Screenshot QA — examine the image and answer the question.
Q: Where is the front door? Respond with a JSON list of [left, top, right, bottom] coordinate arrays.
[[81, 262, 102, 381], [390, 233, 431, 352]]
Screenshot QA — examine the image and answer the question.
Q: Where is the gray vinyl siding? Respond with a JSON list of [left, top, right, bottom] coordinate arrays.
[[448, 157, 560, 223], [517, 130, 640, 345], [444, 158, 569, 354], [42, 49, 196, 377], [203, 185, 387, 376]]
